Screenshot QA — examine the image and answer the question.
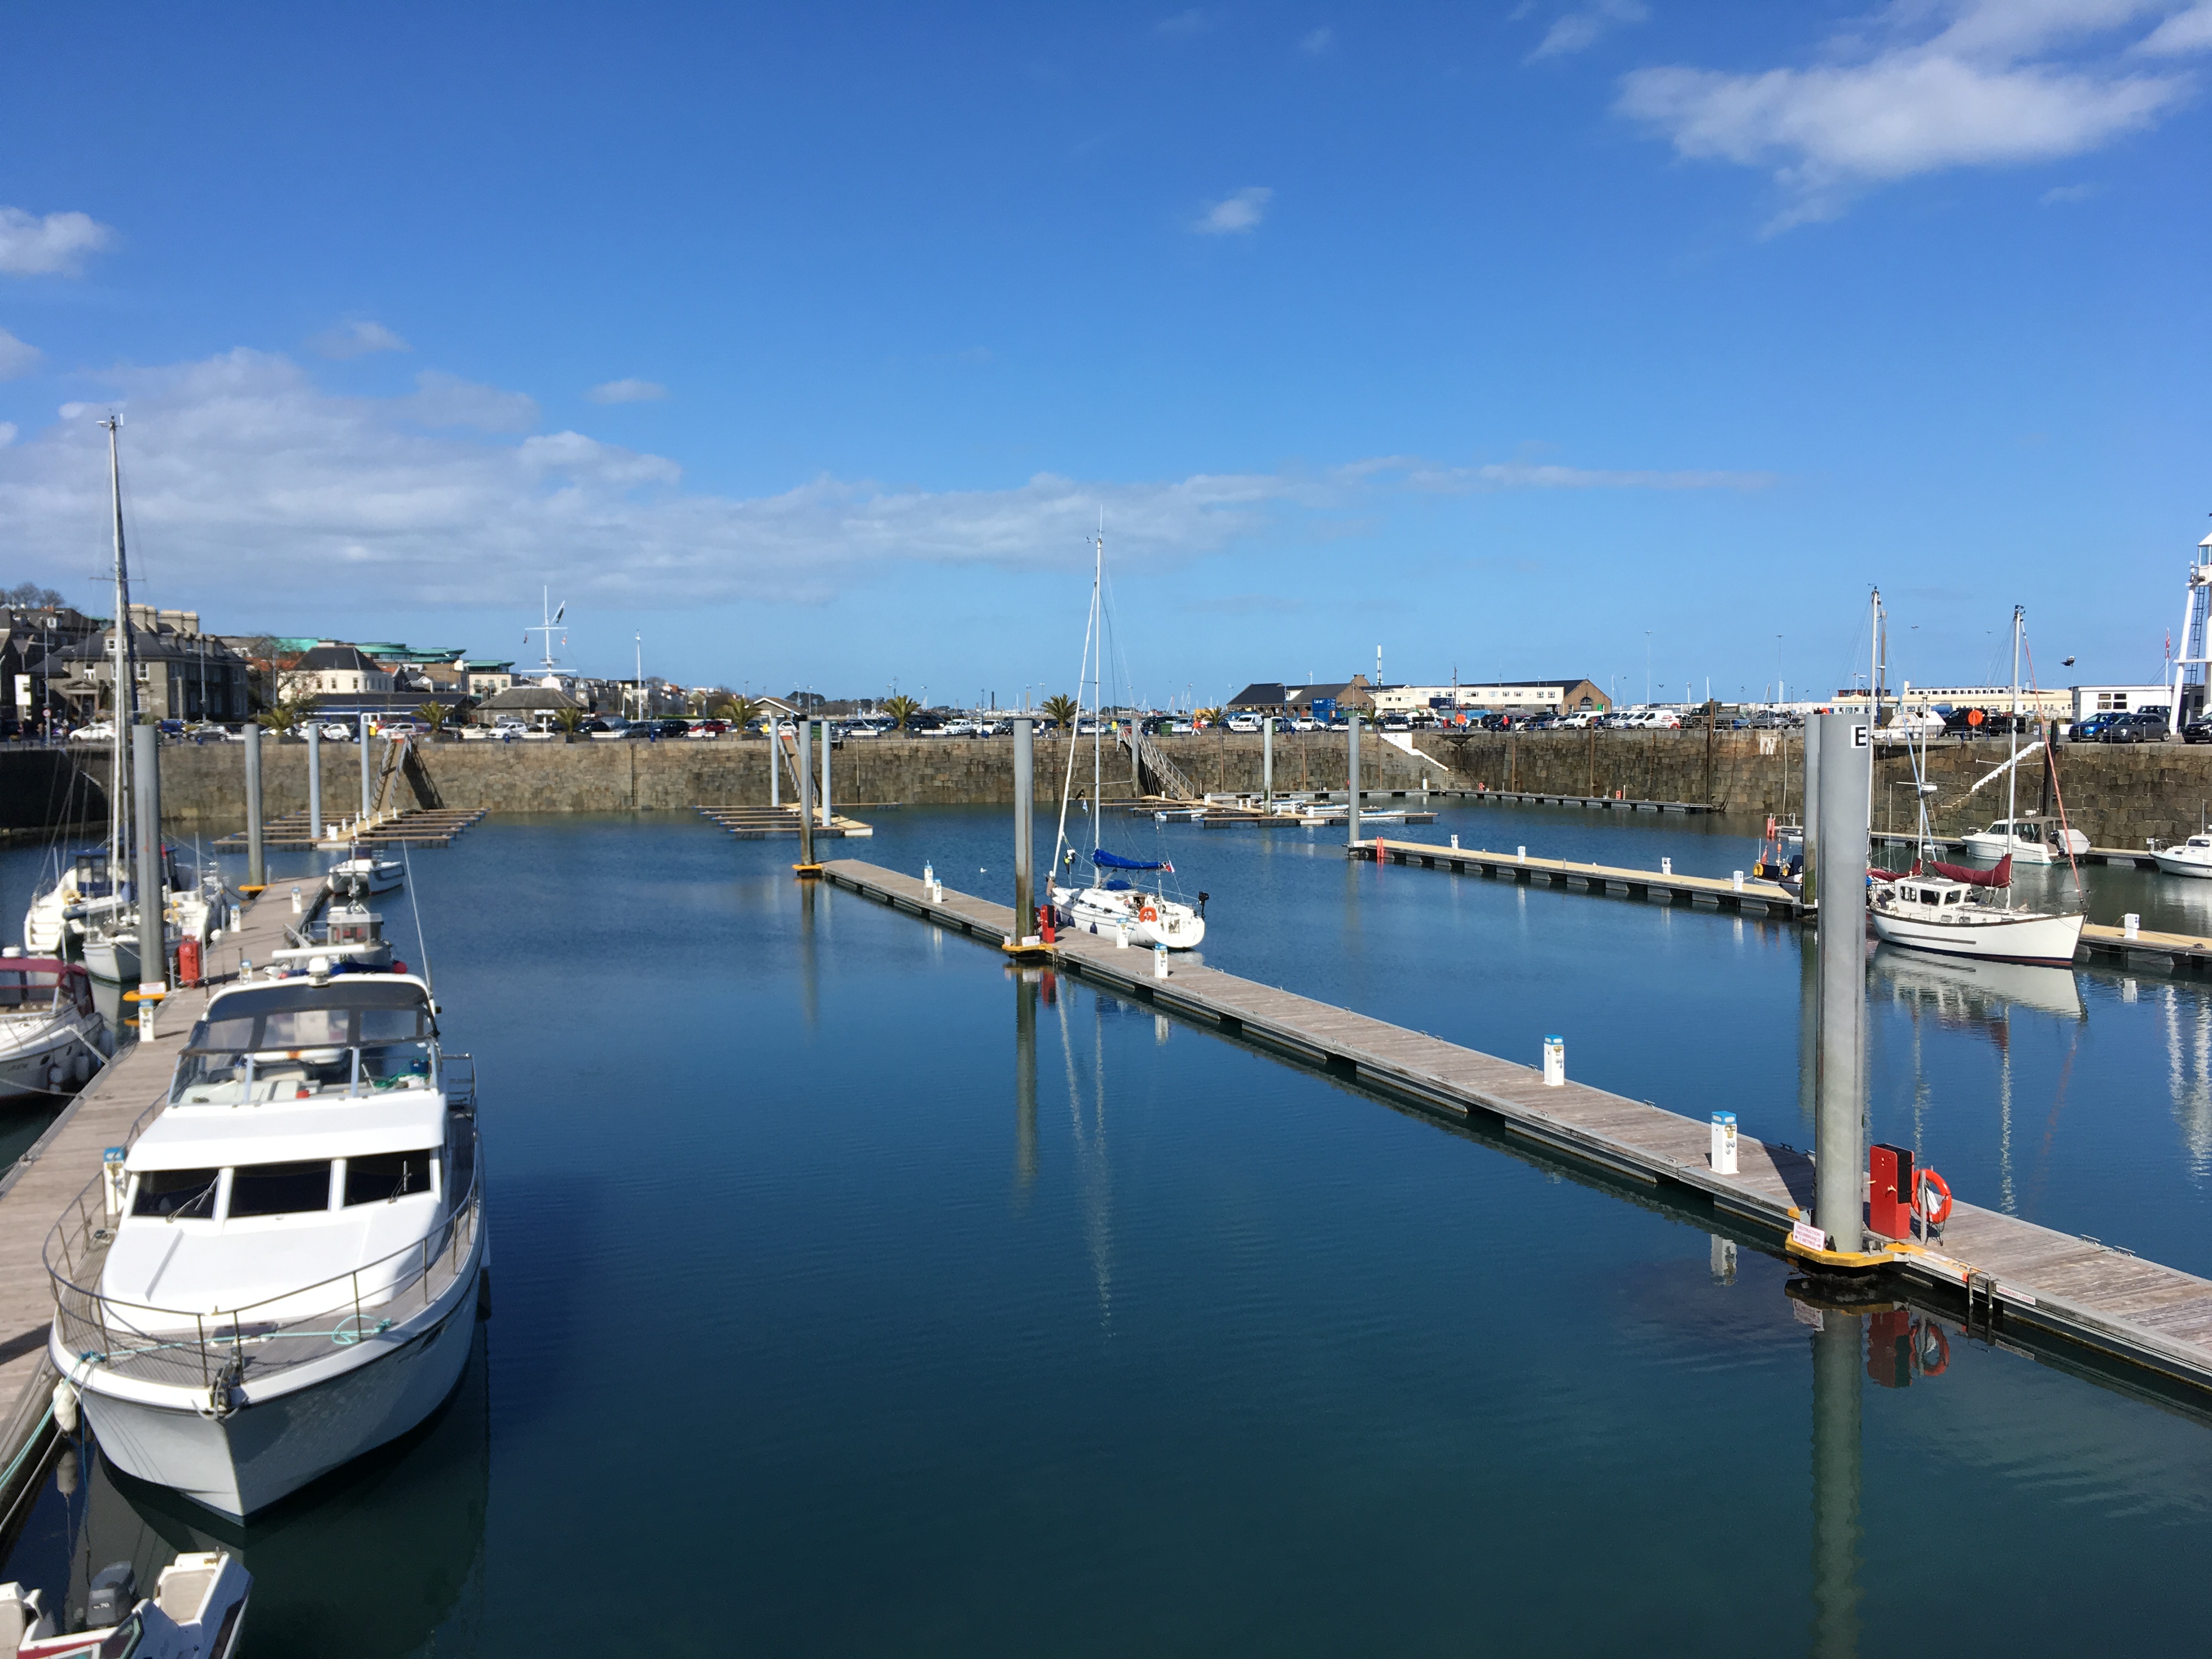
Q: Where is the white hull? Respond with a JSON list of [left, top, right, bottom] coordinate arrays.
[[1053, 884, 1205, 949], [1957, 833, 2058, 865], [2153, 850, 2212, 878], [1870, 907, 2084, 968], [328, 859, 403, 896], [68, 1238, 483, 1520], [0, 1011, 103, 1099]]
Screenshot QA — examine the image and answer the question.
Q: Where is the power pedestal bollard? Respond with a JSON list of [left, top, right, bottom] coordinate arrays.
[[1542, 1035, 1565, 1086], [1661, 857, 1672, 876], [1153, 943, 1170, 980], [1450, 833, 1460, 850], [1711, 1111, 1738, 1174], [2124, 913, 2141, 940], [291, 885, 302, 915]]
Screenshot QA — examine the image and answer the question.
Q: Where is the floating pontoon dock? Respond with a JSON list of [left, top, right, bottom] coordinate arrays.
[[214, 807, 487, 848], [821, 856, 2212, 1405], [695, 805, 876, 839]]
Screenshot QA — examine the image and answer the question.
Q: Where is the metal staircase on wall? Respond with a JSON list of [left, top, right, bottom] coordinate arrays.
[[1119, 729, 1198, 803]]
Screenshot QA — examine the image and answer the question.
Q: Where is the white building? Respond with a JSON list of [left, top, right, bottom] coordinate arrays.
[[1369, 679, 1609, 716], [2068, 684, 2171, 723]]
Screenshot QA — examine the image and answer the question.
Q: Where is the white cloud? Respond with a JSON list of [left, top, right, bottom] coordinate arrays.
[[0, 424, 15, 448], [0, 207, 116, 278], [1194, 187, 1273, 234], [1615, 1, 2198, 228], [0, 349, 1765, 611], [2041, 180, 2103, 200], [403, 370, 539, 432], [1300, 26, 1334, 53], [309, 319, 411, 359], [2136, 1, 2212, 52], [586, 377, 668, 404], [1530, 0, 1649, 60], [1155, 9, 1213, 36], [0, 328, 41, 381]]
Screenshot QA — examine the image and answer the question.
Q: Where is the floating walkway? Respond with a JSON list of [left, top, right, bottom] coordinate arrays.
[[694, 805, 874, 839], [1435, 787, 1714, 814], [1355, 836, 2212, 976], [0, 892, 301, 1533], [1356, 836, 1803, 916], [214, 806, 487, 848], [821, 857, 2212, 1404]]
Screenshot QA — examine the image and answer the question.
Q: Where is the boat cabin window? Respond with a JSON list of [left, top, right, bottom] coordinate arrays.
[[345, 1150, 432, 1205], [228, 1160, 334, 1218], [1945, 889, 1964, 904], [132, 1168, 220, 1220], [172, 983, 435, 1105]]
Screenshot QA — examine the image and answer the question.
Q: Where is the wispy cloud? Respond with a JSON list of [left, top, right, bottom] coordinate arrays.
[[1615, 0, 2204, 229], [1529, 0, 1649, 60], [2137, 1, 2212, 52], [0, 206, 116, 278], [1300, 26, 1334, 53], [1155, 9, 1214, 36], [0, 350, 1768, 611], [2040, 180, 2103, 201], [586, 377, 668, 404], [0, 328, 41, 381], [0, 424, 16, 449], [403, 370, 539, 432], [1194, 186, 1274, 234], [309, 319, 412, 359]]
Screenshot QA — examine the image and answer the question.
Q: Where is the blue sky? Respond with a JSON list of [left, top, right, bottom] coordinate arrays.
[[1, 1, 2207, 707]]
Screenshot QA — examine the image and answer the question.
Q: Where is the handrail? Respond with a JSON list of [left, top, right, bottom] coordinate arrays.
[[45, 1127, 482, 1395]]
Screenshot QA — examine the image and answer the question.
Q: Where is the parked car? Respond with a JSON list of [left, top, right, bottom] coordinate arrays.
[[2101, 710, 2171, 744], [2069, 712, 2125, 742], [68, 721, 115, 742], [318, 721, 356, 742], [2182, 717, 2212, 745], [580, 716, 631, 738]]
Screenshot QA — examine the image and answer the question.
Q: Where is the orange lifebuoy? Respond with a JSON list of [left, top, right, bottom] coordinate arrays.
[[1139, 905, 1158, 923], [1914, 1320, 1950, 1376], [1916, 1167, 1953, 1226]]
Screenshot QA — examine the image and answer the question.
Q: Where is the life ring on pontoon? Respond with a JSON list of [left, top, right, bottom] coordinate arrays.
[[1915, 1167, 1953, 1226], [1139, 905, 1158, 923]]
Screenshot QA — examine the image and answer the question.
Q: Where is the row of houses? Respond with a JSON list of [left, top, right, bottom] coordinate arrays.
[[1226, 676, 1613, 719]]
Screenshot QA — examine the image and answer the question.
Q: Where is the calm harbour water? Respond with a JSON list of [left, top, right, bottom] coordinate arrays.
[[4, 799, 2212, 1655]]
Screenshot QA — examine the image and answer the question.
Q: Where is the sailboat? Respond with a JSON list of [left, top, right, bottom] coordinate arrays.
[[1869, 605, 2085, 968], [1047, 529, 1206, 950], [1957, 607, 2088, 865]]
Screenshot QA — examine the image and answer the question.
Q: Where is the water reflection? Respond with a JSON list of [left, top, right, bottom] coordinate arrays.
[[1014, 967, 1039, 1194], [68, 1321, 488, 1658], [2162, 983, 2212, 1172], [1053, 980, 1115, 1328]]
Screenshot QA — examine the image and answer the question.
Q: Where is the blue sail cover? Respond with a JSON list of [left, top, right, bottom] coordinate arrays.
[[1093, 849, 1172, 873]]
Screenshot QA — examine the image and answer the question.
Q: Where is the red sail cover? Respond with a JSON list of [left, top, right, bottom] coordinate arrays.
[[1929, 855, 2011, 888]]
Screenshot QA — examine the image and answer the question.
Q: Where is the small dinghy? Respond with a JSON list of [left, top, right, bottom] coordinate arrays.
[[3, 1550, 249, 1658]]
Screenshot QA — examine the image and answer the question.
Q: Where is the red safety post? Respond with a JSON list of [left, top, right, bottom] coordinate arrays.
[[1037, 904, 1056, 945], [176, 936, 202, 988]]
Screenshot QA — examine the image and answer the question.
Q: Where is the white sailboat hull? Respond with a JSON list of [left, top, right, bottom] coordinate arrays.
[[1869, 906, 2084, 968], [1052, 884, 1206, 950], [2153, 849, 2212, 878]]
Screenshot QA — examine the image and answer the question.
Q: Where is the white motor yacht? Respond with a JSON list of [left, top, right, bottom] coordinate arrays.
[[46, 970, 483, 1520], [1957, 815, 2089, 865], [2, 1551, 250, 1659], [0, 954, 106, 1102], [2153, 834, 2212, 878], [326, 849, 403, 898], [21, 851, 131, 957], [271, 904, 397, 972], [1869, 859, 2085, 968]]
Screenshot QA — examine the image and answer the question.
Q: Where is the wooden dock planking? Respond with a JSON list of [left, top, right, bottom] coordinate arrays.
[[0, 890, 303, 1526], [213, 807, 486, 849], [821, 856, 2212, 1400]]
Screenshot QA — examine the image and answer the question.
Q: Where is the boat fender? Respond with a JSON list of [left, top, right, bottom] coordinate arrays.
[[47, 1063, 67, 1091], [50, 1378, 78, 1435], [1139, 905, 1158, 923], [1915, 1167, 1953, 1227]]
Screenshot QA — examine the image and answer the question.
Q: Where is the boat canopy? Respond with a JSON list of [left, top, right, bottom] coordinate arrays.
[[1931, 855, 2011, 888], [1093, 849, 1173, 873]]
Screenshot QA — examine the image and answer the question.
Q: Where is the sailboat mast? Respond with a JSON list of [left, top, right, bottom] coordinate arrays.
[[1091, 529, 1103, 853], [2007, 605, 2022, 832], [104, 417, 136, 888]]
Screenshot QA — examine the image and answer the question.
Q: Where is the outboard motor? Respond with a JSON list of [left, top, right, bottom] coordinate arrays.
[[86, 1562, 136, 1628]]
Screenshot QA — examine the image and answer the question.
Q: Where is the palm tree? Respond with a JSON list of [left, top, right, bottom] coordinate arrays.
[[1194, 707, 1223, 728], [882, 694, 921, 731], [1041, 693, 1079, 729], [415, 700, 451, 736], [551, 704, 586, 735], [717, 694, 761, 731]]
